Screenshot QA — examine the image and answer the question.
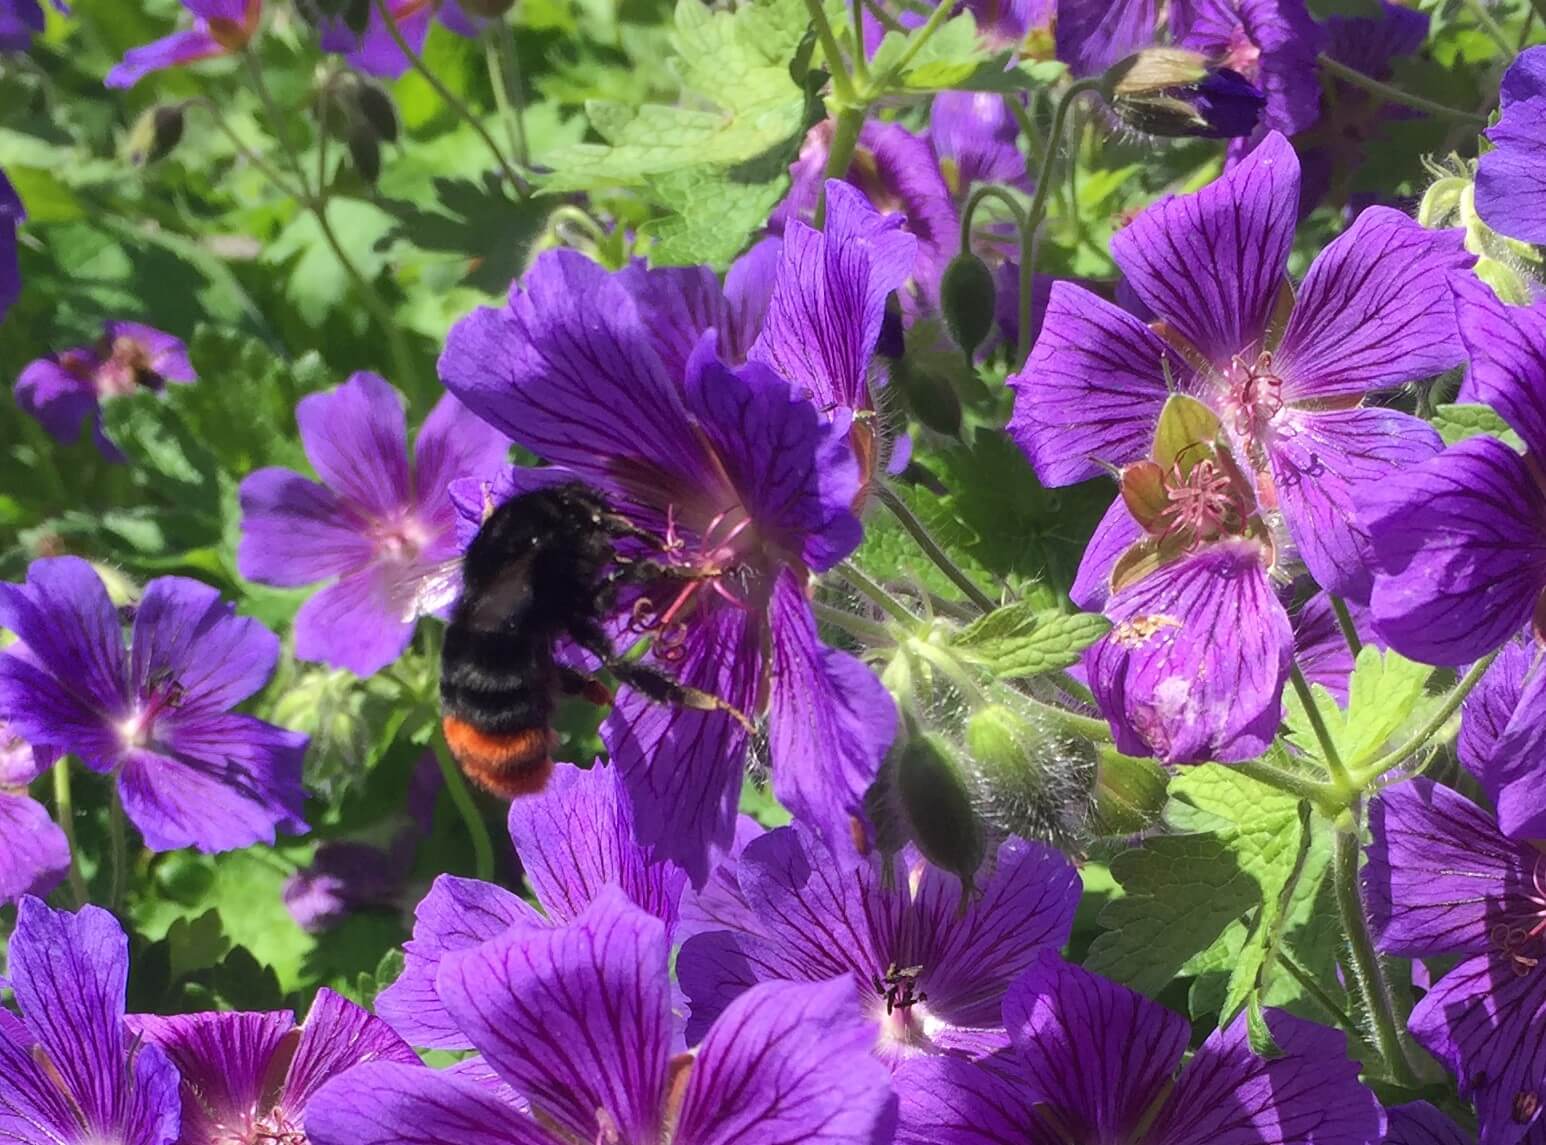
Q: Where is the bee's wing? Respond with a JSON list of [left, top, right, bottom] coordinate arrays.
[[384, 556, 464, 625]]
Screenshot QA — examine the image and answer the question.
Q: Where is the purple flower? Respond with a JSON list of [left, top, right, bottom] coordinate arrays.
[[375, 762, 688, 1049], [1013, 131, 1470, 603], [1293, 590, 1384, 704], [0, 557, 308, 853], [306, 888, 897, 1145], [1173, 0, 1324, 139], [320, 0, 484, 79], [104, 0, 262, 88], [1475, 46, 1546, 245], [1364, 778, 1546, 1144], [440, 247, 896, 883], [130, 988, 419, 1143], [1385, 1103, 1473, 1145], [0, 0, 64, 52], [0, 897, 181, 1145], [1363, 277, 1546, 668], [962, 0, 1051, 51], [14, 320, 195, 459], [676, 822, 1079, 1073], [1056, 0, 1161, 75], [0, 717, 69, 905], [893, 949, 1383, 1145], [237, 372, 508, 678], [1458, 634, 1546, 843]]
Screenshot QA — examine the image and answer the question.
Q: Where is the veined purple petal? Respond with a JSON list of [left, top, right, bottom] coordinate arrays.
[[307, 1063, 548, 1145], [0, 790, 69, 905], [1008, 282, 1182, 487], [0, 651, 123, 771], [237, 467, 375, 587], [674, 977, 891, 1145], [1150, 1008, 1381, 1145], [766, 569, 894, 859], [0, 556, 129, 723], [857, 122, 960, 311], [1485, 653, 1546, 843], [332, 1, 433, 78], [1385, 1102, 1474, 1145], [296, 372, 413, 521], [506, 761, 688, 935], [1459, 635, 1533, 790], [0, 1016, 87, 1143], [131, 1009, 294, 1142], [930, 92, 1028, 196], [724, 237, 782, 362], [1070, 496, 1144, 612], [1478, 49, 1546, 246], [105, 26, 225, 88], [1175, 0, 1324, 138], [749, 180, 916, 414], [375, 874, 541, 1050], [13, 354, 99, 445], [283, 988, 420, 1115], [1364, 779, 1523, 958], [410, 392, 510, 528], [129, 576, 279, 714], [1364, 437, 1546, 666], [1056, 0, 1159, 74], [436, 888, 672, 1144], [609, 263, 732, 386], [102, 321, 195, 383], [1088, 540, 1292, 763], [1452, 275, 1546, 458], [1112, 131, 1298, 369], [893, 1054, 1046, 1145], [1006, 951, 1189, 1140], [185, 0, 249, 20], [1267, 406, 1443, 602], [1276, 210, 1471, 401], [677, 814, 765, 941]]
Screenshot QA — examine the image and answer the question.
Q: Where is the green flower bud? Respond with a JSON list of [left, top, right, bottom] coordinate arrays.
[[964, 701, 1094, 851], [940, 252, 997, 358], [896, 731, 985, 901], [894, 356, 963, 437], [124, 104, 186, 166], [354, 82, 400, 145], [348, 126, 382, 184], [1090, 745, 1168, 836]]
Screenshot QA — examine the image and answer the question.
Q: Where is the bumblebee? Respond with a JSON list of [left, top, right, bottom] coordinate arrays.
[[440, 482, 751, 798]]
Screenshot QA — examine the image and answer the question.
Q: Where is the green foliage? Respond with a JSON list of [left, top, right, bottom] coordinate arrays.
[[951, 602, 1110, 678], [1284, 647, 1439, 773], [1431, 402, 1524, 450]]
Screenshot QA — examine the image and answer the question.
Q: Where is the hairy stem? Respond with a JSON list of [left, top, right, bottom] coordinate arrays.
[[1278, 949, 1360, 1036], [1289, 663, 1352, 790], [838, 560, 923, 627], [490, 18, 531, 168], [1317, 54, 1488, 124], [812, 599, 896, 645], [1330, 596, 1363, 658], [431, 724, 497, 883], [52, 761, 87, 906], [874, 483, 999, 613], [1232, 756, 1341, 817]]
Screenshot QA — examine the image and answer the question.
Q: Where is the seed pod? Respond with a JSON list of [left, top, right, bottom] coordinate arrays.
[[354, 82, 399, 144], [125, 104, 186, 165], [896, 731, 985, 901], [940, 252, 997, 358], [347, 126, 382, 184]]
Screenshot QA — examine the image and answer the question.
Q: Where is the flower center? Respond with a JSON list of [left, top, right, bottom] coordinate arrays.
[[1218, 25, 1262, 82], [872, 962, 927, 1016], [372, 514, 430, 564], [1221, 350, 1285, 449], [219, 1113, 306, 1145], [93, 337, 160, 398], [1154, 457, 1250, 549], [1491, 856, 1546, 976], [627, 505, 760, 661], [118, 673, 186, 749]]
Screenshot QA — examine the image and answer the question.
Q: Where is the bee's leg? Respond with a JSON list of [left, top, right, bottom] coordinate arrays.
[[605, 659, 758, 734], [555, 665, 613, 707]]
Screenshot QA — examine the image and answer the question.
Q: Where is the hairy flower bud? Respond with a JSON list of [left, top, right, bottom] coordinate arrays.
[[896, 731, 985, 900], [940, 252, 997, 358], [965, 701, 1094, 850], [1102, 49, 1265, 140], [124, 104, 186, 166]]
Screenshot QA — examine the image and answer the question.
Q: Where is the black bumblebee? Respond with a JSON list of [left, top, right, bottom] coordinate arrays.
[[440, 482, 752, 798]]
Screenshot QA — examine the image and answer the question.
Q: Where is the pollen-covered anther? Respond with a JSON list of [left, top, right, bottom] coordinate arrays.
[[1112, 614, 1183, 649]]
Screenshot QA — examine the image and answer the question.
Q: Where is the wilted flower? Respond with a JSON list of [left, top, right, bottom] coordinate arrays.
[[307, 889, 897, 1145], [1474, 45, 1546, 246], [320, 0, 487, 79], [440, 246, 896, 883], [1104, 48, 1267, 139], [132, 989, 420, 1143], [1365, 779, 1546, 1144], [105, 0, 263, 89], [13, 320, 195, 459], [0, 557, 308, 853], [237, 371, 508, 678], [0, 717, 68, 905], [676, 822, 1079, 1075], [893, 950, 1383, 1145], [375, 762, 688, 1049], [0, 897, 181, 1145]]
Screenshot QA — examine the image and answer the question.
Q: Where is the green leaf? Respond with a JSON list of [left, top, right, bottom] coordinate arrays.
[[1431, 402, 1524, 450], [1085, 765, 1305, 997], [1284, 646, 1436, 772], [640, 164, 790, 269], [868, 13, 997, 93], [165, 909, 232, 984], [952, 603, 1110, 678]]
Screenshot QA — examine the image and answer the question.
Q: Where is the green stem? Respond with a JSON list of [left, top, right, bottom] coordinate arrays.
[[860, 0, 903, 34], [1330, 596, 1363, 658], [801, 0, 858, 104], [548, 204, 612, 249], [838, 560, 923, 628], [491, 19, 531, 168], [1317, 54, 1489, 124], [817, 105, 868, 225], [1053, 669, 1098, 711], [242, 49, 312, 201], [51, 761, 87, 906], [1353, 649, 1500, 788], [1289, 663, 1352, 789], [1004, 93, 1042, 173], [849, 0, 870, 87], [959, 183, 1027, 252], [1334, 823, 1419, 1086], [873, 483, 999, 613], [1016, 202, 1036, 366], [107, 785, 128, 913], [1232, 757, 1341, 817], [373, 0, 528, 193], [812, 599, 896, 645], [431, 724, 497, 883], [1459, 0, 1516, 55], [1278, 949, 1360, 1037], [185, 98, 307, 199]]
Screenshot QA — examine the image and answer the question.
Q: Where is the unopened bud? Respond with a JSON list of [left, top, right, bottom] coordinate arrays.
[[354, 82, 400, 144], [347, 126, 382, 184], [1090, 746, 1168, 836], [965, 702, 1094, 851], [940, 252, 997, 358], [125, 104, 186, 165], [895, 357, 963, 437], [896, 732, 985, 900], [1103, 50, 1265, 140]]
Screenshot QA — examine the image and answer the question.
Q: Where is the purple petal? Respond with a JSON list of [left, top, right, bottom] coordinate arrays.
[[1458, 635, 1533, 787], [1384, 1102, 1474, 1145], [334, 2, 433, 78], [1005, 951, 1188, 1140], [676, 814, 766, 941], [1007, 282, 1181, 487], [1470, 642, 1546, 842], [1175, 0, 1324, 138], [1070, 495, 1144, 612], [1408, 952, 1546, 1145], [1111, 131, 1298, 368], [1451, 275, 1546, 457], [104, 26, 225, 88], [612, 262, 735, 383], [237, 468, 374, 587], [0, 1010, 89, 1143], [683, 346, 862, 573], [723, 237, 782, 362], [438, 249, 722, 502], [0, 652, 123, 772], [1501, 45, 1546, 106], [605, 602, 760, 885], [132, 1009, 293, 1141], [118, 713, 307, 853], [1363, 778, 1523, 958], [1150, 1008, 1382, 1145], [749, 180, 916, 413], [0, 557, 129, 724], [930, 92, 1028, 194], [1477, 84, 1546, 245], [306, 1063, 547, 1145], [436, 888, 672, 1143], [675, 930, 768, 1045], [0, 791, 69, 905], [675, 977, 891, 1145], [1056, 0, 1159, 74], [296, 372, 412, 521], [13, 355, 99, 445], [1268, 406, 1443, 602], [291, 566, 418, 676], [506, 761, 688, 935], [1364, 437, 1546, 666], [413, 394, 511, 527], [129, 575, 279, 713], [102, 321, 194, 383], [375, 874, 541, 1050], [766, 569, 895, 859], [854, 121, 960, 311], [892, 1054, 1044, 1145], [1088, 541, 1292, 763], [283, 988, 420, 1116]]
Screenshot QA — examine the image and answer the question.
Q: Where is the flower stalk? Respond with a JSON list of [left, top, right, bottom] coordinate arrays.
[[1316, 54, 1487, 124], [51, 759, 87, 906], [430, 721, 497, 884], [874, 483, 999, 613]]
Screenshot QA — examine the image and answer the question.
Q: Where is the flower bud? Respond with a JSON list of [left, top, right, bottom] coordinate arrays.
[[124, 104, 186, 166], [965, 702, 1094, 851], [354, 82, 400, 145], [1102, 49, 1265, 140], [896, 731, 985, 900], [347, 126, 382, 184], [940, 252, 998, 358], [1090, 746, 1168, 836], [894, 356, 963, 437]]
